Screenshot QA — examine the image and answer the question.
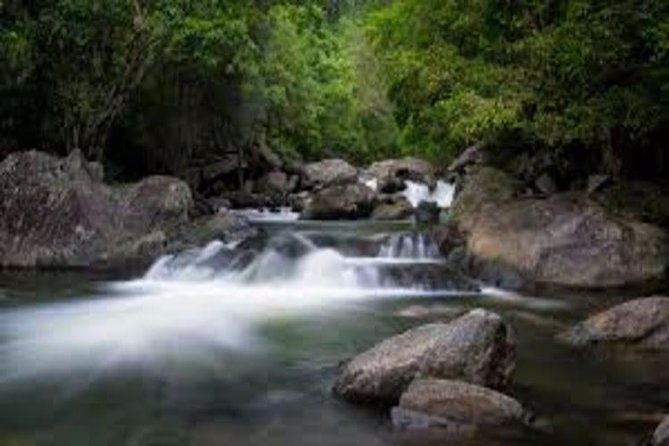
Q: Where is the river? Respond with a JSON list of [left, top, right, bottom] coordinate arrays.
[[0, 216, 667, 445]]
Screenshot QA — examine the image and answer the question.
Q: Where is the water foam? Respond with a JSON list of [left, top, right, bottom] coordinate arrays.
[[402, 180, 454, 208], [0, 231, 469, 384]]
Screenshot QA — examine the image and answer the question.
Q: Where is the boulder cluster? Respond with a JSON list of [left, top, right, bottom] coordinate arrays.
[[333, 309, 532, 436], [0, 150, 256, 269], [334, 296, 669, 442], [441, 145, 669, 291], [190, 155, 441, 221]]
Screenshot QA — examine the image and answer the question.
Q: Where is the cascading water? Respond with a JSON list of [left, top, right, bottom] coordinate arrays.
[[0, 227, 478, 385], [402, 180, 454, 208], [378, 232, 441, 259], [0, 219, 581, 446], [233, 207, 300, 223]]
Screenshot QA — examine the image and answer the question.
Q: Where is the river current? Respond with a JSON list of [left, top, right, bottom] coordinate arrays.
[[0, 214, 667, 445]]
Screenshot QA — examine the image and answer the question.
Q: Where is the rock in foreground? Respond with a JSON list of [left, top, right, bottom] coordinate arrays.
[[391, 379, 531, 431], [558, 297, 669, 349], [333, 309, 514, 405]]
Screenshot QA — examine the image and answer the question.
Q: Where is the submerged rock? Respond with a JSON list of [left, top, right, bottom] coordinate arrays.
[[301, 183, 376, 220], [558, 297, 669, 349], [333, 309, 514, 405], [395, 304, 466, 319], [167, 211, 259, 253], [391, 379, 531, 431], [302, 158, 357, 190], [376, 263, 479, 292], [451, 167, 668, 289]]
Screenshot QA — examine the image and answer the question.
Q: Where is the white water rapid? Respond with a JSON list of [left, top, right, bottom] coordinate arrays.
[[0, 229, 474, 384], [402, 180, 454, 208]]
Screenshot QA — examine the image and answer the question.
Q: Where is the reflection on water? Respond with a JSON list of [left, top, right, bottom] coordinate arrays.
[[0, 220, 666, 446]]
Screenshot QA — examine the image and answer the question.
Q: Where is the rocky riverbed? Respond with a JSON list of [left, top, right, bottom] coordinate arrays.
[[1, 149, 668, 445]]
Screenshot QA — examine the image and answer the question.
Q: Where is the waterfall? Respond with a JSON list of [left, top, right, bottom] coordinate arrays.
[[378, 232, 440, 259], [402, 180, 454, 208], [0, 227, 479, 383]]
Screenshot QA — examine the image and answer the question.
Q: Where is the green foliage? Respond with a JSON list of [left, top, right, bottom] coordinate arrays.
[[1, 0, 667, 176], [367, 0, 669, 173], [254, 6, 396, 162], [1, 0, 395, 166]]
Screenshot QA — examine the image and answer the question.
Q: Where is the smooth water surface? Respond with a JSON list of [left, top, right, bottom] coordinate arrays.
[[0, 220, 667, 446]]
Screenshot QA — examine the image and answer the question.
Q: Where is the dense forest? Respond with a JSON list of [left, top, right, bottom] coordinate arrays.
[[1, 0, 667, 180]]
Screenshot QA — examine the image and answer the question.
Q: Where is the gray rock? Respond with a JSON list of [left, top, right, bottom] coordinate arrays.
[[371, 196, 413, 220], [368, 157, 436, 190], [452, 167, 668, 289], [0, 150, 193, 269], [448, 143, 486, 174], [650, 415, 669, 446], [289, 191, 311, 213], [392, 379, 531, 431], [255, 170, 289, 197], [587, 174, 610, 194], [375, 263, 480, 292], [302, 159, 357, 190], [167, 211, 258, 253], [301, 183, 376, 220], [558, 297, 669, 349], [534, 173, 557, 195], [333, 309, 515, 405], [429, 223, 466, 257]]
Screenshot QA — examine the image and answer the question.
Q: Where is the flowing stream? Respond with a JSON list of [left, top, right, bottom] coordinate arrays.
[[0, 219, 667, 446]]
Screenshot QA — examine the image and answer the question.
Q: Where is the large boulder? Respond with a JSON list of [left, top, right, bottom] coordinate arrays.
[[0, 150, 197, 269], [451, 167, 668, 289], [391, 379, 531, 431], [333, 309, 515, 405], [302, 159, 357, 190], [558, 297, 669, 349], [368, 157, 436, 190], [301, 183, 376, 220]]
